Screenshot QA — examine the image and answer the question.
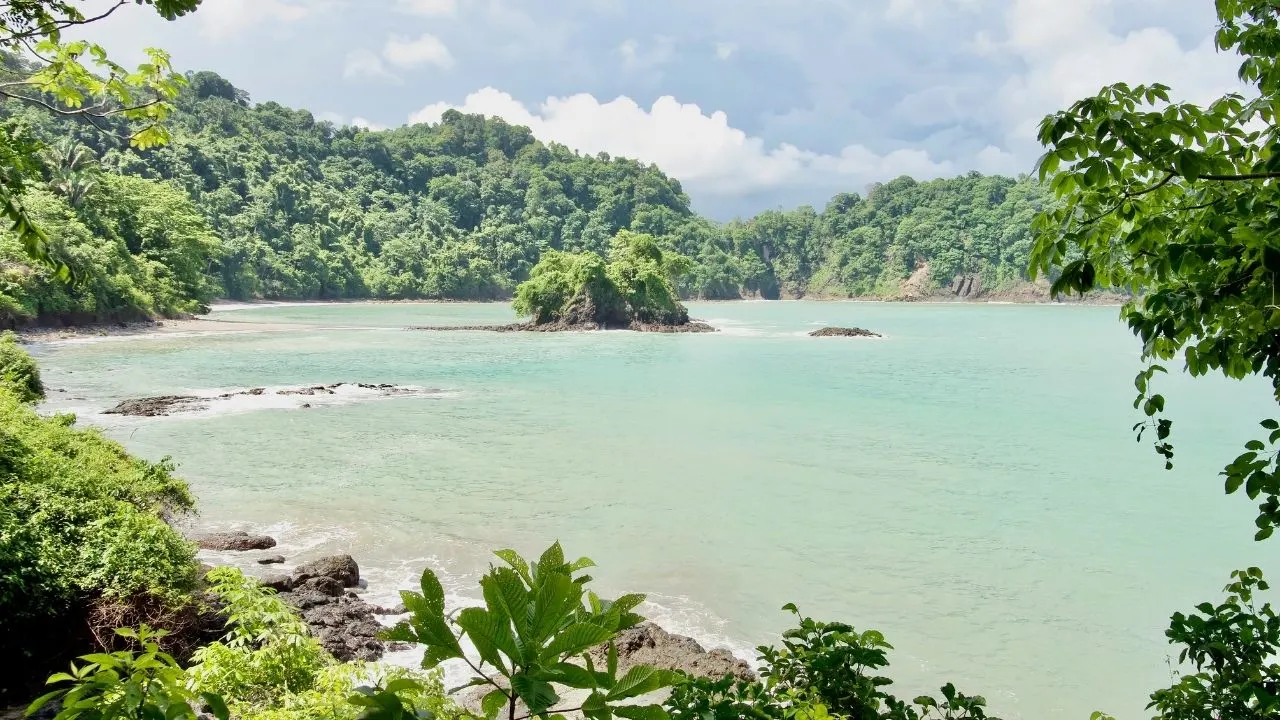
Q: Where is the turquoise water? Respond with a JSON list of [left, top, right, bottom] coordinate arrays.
[[31, 301, 1276, 719]]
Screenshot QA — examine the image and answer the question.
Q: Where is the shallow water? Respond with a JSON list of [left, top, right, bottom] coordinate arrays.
[[31, 301, 1276, 719]]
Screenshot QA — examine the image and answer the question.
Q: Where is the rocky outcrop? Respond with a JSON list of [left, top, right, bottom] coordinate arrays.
[[291, 554, 360, 587], [195, 531, 277, 551], [104, 384, 430, 416], [272, 555, 383, 662], [408, 320, 717, 334], [275, 588, 386, 662], [105, 395, 204, 417], [950, 274, 983, 298], [257, 554, 286, 565], [809, 327, 881, 338], [587, 623, 755, 682]]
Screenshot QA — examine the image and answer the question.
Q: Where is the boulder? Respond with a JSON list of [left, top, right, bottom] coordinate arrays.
[[588, 623, 755, 682], [292, 554, 359, 587], [809, 326, 881, 338], [257, 554, 286, 565], [302, 576, 345, 597], [298, 596, 386, 662], [258, 574, 293, 593], [196, 531, 277, 551]]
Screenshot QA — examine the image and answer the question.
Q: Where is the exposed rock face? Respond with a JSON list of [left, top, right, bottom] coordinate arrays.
[[950, 274, 983, 299], [276, 589, 386, 662], [809, 327, 881, 338], [292, 554, 360, 587], [588, 623, 755, 682], [104, 395, 204, 417], [301, 576, 346, 597], [257, 554, 286, 565], [195, 531, 277, 551]]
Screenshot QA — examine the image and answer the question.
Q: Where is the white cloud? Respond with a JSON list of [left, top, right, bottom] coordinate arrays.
[[351, 117, 386, 131], [409, 88, 953, 196], [383, 33, 456, 69], [395, 0, 458, 16], [714, 42, 737, 60], [196, 0, 307, 41], [343, 49, 398, 81], [991, 0, 1243, 154], [885, 0, 978, 25]]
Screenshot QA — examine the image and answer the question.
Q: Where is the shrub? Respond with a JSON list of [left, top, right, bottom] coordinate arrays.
[[187, 568, 328, 709], [0, 385, 197, 699], [0, 331, 42, 402]]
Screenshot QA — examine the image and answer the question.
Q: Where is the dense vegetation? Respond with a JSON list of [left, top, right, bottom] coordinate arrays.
[[0, 338, 200, 703], [0, 63, 1055, 326], [513, 231, 692, 327]]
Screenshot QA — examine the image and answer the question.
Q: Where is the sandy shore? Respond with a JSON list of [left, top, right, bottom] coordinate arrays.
[[17, 316, 308, 343]]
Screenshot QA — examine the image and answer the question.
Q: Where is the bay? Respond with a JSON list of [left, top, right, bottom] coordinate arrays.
[[30, 301, 1275, 719]]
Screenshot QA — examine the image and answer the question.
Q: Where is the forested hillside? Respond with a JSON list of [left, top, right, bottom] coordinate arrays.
[[1, 68, 1052, 325]]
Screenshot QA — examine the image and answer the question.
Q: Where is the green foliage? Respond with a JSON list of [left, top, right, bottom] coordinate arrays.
[[0, 384, 197, 664], [512, 231, 690, 326], [1028, 0, 1280, 539], [1145, 568, 1280, 720], [0, 330, 42, 401], [666, 605, 995, 720], [25, 625, 227, 720], [187, 568, 328, 708], [385, 541, 678, 720]]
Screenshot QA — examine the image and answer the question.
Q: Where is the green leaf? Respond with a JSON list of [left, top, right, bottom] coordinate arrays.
[[614, 706, 669, 720], [481, 689, 508, 720], [419, 568, 447, 615], [543, 623, 615, 660], [200, 694, 229, 720], [511, 674, 559, 715], [456, 607, 517, 672], [25, 689, 66, 716], [606, 666, 678, 701]]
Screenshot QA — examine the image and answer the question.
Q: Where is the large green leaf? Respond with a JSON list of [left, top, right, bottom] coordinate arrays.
[[530, 573, 579, 644], [494, 549, 534, 585], [605, 666, 679, 701], [536, 542, 566, 576], [456, 607, 517, 672], [419, 568, 447, 615], [544, 662, 603, 690], [614, 706, 668, 720], [483, 567, 532, 638], [511, 674, 559, 715], [542, 623, 615, 661]]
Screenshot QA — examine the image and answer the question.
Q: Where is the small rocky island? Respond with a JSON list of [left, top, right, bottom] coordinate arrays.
[[809, 326, 882, 338], [103, 383, 434, 417], [412, 231, 716, 334]]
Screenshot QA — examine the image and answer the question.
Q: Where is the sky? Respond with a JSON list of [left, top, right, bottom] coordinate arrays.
[[81, 0, 1244, 219]]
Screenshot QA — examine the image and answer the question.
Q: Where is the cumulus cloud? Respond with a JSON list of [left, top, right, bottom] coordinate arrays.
[[714, 42, 737, 60], [991, 0, 1243, 154], [195, 0, 307, 41], [383, 33, 455, 69], [395, 0, 458, 16], [409, 88, 953, 196], [318, 112, 386, 131]]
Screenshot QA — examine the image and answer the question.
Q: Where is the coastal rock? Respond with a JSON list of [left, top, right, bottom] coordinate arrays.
[[588, 623, 755, 682], [195, 531, 277, 551], [258, 574, 293, 593], [292, 554, 360, 587], [408, 320, 718, 334], [104, 395, 205, 417], [302, 576, 346, 597], [809, 326, 881, 338], [257, 554, 286, 565], [294, 595, 386, 662], [372, 603, 407, 616], [278, 587, 334, 610]]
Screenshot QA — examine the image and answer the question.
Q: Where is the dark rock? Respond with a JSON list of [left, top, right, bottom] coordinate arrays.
[[104, 395, 206, 417], [278, 587, 335, 609], [372, 604, 407, 615], [303, 576, 346, 597], [809, 326, 881, 338], [292, 554, 359, 587], [386, 641, 412, 652], [295, 595, 386, 662], [588, 622, 755, 682], [196, 531, 277, 551], [257, 554, 286, 565], [258, 574, 293, 592]]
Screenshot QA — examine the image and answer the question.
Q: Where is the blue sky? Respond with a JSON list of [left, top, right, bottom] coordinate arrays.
[[86, 0, 1242, 218]]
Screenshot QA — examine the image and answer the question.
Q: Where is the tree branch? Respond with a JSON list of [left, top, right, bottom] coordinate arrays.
[[0, 1, 127, 43]]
